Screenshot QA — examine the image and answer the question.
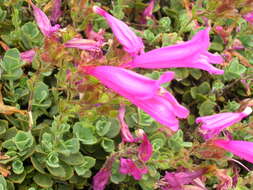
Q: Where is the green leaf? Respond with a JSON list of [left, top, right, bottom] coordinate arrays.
[[33, 82, 49, 104], [0, 8, 7, 22], [224, 58, 247, 81], [101, 138, 115, 152], [159, 17, 171, 32], [14, 131, 33, 151], [60, 152, 84, 166], [199, 100, 216, 116], [33, 173, 53, 188], [46, 152, 59, 168], [95, 120, 111, 136], [0, 120, 7, 136], [41, 133, 53, 153], [111, 161, 126, 184], [1, 48, 22, 72], [105, 118, 120, 138], [12, 159, 24, 175], [143, 30, 155, 42], [73, 122, 97, 145], [0, 175, 7, 190], [47, 162, 74, 180]]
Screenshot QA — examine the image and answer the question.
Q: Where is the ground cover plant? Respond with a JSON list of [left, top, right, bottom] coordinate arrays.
[[0, 0, 253, 189]]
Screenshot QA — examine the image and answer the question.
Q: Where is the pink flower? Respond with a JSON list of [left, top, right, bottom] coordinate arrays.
[[138, 132, 153, 162], [20, 49, 36, 63], [31, 2, 60, 37], [85, 24, 105, 45], [50, 0, 62, 24], [64, 38, 101, 52], [243, 12, 253, 25], [118, 105, 136, 143], [119, 158, 148, 180], [196, 107, 252, 140], [93, 6, 144, 56], [141, 0, 155, 24], [92, 168, 111, 190], [214, 140, 253, 164], [83, 66, 189, 131], [125, 28, 224, 75], [161, 169, 205, 190]]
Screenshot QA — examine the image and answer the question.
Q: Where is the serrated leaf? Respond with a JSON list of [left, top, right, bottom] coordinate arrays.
[[33, 173, 53, 188], [1, 48, 22, 72], [73, 122, 97, 145], [101, 138, 115, 152]]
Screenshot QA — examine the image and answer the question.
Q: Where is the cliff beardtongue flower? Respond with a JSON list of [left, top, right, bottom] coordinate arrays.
[[138, 130, 153, 162], [50, 0, 62, 24], [93, 6, 144, 56], [141, 0, 155, 24], [160, 169, 205, 190], [64, 38, 102, 52], [118, 105, 136, 143], [20, 49, 36, 63], [243, 12, 253, 25], [196, 107, 252, 140], [126, 28, 224, 75], [30, 2, 60, 37], [83, 66, 189, 131], [213, 140, 253, 164], [92, 168, 111, 190], [119, 158, 148, 180]]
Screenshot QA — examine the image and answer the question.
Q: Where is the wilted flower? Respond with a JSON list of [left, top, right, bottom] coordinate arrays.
[[31, 2, 60, 37], [82, 66, 189, 131], [119, 158, 148, 180], [118, 105, 136, 143], [92, 168, 111, 190], [141, 0, 155, 24], [50, 0, 62, 24], [214, 139, 253, 164], [160, 169, 205, 190], [138, 132, 153, 162], [20, 49, 36, 63], [125, 28, 224, 75], [196, 107, 252, 140], [64, 38, 101, 52], [93, 6, 144, 56], [243, 12, 253, 25]]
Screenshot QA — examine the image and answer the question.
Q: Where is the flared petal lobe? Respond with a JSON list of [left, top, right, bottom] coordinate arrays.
[[196, 107, 252, 140], [20, 49, 36, 63], [119, 158, 148, 180], [92, 168, 111, 190], [128, 28, 224, 75], [118, 105, 136, 143], [93, 6, 144, 56], [83, 66, 189, 131], [214, 140, 253, 164], [138, 134, 153, 162], [31, 3, 60, 37]]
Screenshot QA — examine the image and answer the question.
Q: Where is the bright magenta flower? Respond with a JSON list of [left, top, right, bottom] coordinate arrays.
[[20, 49, 36, 63], [125, 28, 224, 75], [243, 12, 253, 25], [83, 66, 189, 131], [92, 168, 111, 190], [214, 140, 253, 164], [141, 0, 155, 24], [93, 6, 144, 56], [31, 3, 60, 37], [119, 158, 148, 180], [64, 38, 101, 52], [50, 0, 62, 24], [161, 169, 205, 190], [138, 132, 153, 162], [118, 105, 136, 143], [196, 107, 252, 140]]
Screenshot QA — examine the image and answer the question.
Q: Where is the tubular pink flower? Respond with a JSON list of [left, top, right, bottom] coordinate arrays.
[[243, 12, 253, 25], [20, 49, 36, 63], [83, 66, 189, 131], [93, 6, 144, 56], [31, 3, 60, 37], [50, 0, 62, 24], [196, 107, 252, 140], [214, 140, 253, 164], [119, 158, 148, 180], [138, 133, 153, 162], [64, 38, 101, 52], [118, 105, 136, 143], [141, 0, 155, 24], [161, 169, 205, 190], [92, 168, 111, 190], [126, 28, 224, 75]]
